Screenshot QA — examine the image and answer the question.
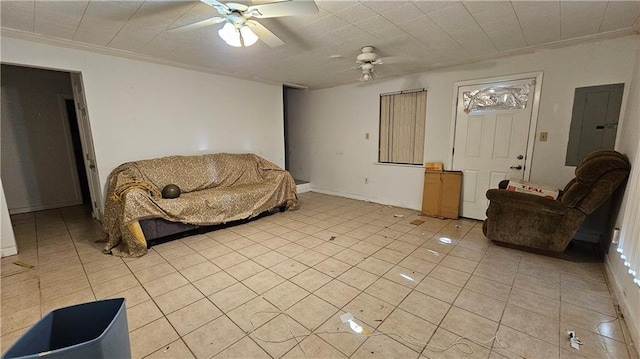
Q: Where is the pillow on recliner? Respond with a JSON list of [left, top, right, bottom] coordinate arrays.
[[505, 180, 559, 200]]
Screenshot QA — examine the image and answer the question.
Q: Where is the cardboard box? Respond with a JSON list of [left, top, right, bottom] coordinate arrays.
[[425, 162, 444, 171], [422, 170, 462, 219], [506, 180, 559, 200]]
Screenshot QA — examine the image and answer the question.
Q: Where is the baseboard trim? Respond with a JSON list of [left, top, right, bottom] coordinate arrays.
[[296, 183, 311, 194], [604, 258, 640, 353], [8, 200, 84, 215], [309, 186, 421, 210], [1, 246, 18, 257]]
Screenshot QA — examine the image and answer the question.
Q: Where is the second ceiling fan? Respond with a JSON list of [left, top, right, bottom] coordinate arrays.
[[356, 46, 384, 82], [170, 0, 318, 48]]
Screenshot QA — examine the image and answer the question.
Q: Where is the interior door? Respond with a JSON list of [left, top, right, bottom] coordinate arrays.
[[452, 78, 536, 220], [70, 73, 102, 219]]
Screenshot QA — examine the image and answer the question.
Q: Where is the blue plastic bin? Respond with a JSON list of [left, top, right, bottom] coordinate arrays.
[[2, 298, 130, 359]]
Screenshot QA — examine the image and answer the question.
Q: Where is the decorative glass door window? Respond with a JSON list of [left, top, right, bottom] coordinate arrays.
[[462, 85, 530, 113]]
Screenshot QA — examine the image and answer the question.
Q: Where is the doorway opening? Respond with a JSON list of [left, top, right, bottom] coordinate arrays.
[[1, 64, 100, 217], [283, 85, 311, 193]]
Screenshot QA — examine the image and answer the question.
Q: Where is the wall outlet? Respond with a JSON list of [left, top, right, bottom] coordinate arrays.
[[612, 228, 620, 244], [364, 178, 369, 184], [540, 132, 548, 142], [365, 132, 370, 140]]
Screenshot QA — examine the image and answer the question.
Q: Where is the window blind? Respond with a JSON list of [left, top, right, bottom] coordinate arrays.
[[379, 90, 427, 165]]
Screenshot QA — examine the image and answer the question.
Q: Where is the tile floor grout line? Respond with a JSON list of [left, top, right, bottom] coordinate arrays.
[[489, 253, 521, 356], [130, 247, 208, 358], [278, 218, 482, 356], [154, 241, 311, 357], [231, 289, 308, 357], [4, 194, 634, 358], [34, 210, 46, 319], [64, 207, 100, 305]]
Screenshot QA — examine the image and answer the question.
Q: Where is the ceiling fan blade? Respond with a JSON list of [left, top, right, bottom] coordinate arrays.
[[247, 0, 318, 18], [247, 20, 285, 47], [201, 0, 231, 15], [379, 56, 404, 65], [168, 17, 226, 32]]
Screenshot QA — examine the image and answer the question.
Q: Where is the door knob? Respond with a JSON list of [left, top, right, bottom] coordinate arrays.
[[510, 165, 523, 170]]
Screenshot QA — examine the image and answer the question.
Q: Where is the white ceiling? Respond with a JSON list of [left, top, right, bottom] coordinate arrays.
[[2, 1, 640, 89]]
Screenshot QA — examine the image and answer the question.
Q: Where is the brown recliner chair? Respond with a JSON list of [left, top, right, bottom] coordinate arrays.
[[483, 150, 631, 252]]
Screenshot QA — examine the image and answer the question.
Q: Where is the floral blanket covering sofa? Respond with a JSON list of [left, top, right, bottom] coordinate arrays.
[[103, 153, 298, 257]]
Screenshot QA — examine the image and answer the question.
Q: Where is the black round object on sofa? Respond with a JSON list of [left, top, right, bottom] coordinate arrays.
[[161, 184, 181, 199]]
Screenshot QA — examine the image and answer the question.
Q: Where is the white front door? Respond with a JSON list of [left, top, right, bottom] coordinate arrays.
[[452, 78, 538, 220]]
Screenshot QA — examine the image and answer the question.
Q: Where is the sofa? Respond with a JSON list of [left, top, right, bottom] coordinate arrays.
[[102, 153, 298, 257], [483, 150, 630, 253]]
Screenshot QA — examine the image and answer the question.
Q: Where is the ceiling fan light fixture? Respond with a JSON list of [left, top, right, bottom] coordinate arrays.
[[360, 70, 372, 82], [240, 26, 259, 46], [359, 61, 375, 82], [218, 21, 258, 47], [218, 22, 242, 47]]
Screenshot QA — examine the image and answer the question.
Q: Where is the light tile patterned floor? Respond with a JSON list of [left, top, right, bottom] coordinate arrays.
[[1, 192, 636, 359]]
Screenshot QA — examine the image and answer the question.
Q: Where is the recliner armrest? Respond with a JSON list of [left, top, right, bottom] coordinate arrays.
[[486, 189, 568, 215]]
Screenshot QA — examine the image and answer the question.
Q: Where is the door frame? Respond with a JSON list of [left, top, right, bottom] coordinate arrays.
[[283, 85, 290, 171], [448, 71, 544, 181]]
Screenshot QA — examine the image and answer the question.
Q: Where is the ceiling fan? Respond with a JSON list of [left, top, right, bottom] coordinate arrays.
[[169, 0, 318, 48], [356, 46, 383, 82]]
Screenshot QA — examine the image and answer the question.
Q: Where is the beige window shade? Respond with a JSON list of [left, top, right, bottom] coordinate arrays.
[[379, 90, 427, 165]]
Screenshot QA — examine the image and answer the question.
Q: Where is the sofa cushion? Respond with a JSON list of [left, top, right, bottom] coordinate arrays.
[[133, 153, 262, 193]]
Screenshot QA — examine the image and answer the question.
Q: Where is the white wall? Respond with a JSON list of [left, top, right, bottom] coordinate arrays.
[[288, 35, 639, 209], [607, 37, 640, 349], [1, 179, 18, 257], [0, 36, 285, 215], [1, 65, 81, 213]]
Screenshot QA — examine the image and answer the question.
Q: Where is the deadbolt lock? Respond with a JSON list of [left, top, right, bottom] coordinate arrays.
[[517, 155, 524, 160]]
